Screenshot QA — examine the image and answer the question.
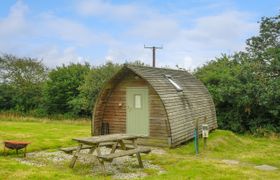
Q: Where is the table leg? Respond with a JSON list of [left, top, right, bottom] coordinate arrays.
[[96, 144, 101, 155], [24, 147, 27, 157], [127, 139, 138, 157], [110, 142, 118, 154], [98, 158, 106, 175], [69, 144, 83, 168], [136, 152, 143, 168], [131, 139, 138, 148], [88, 145, 96, 154], [88, 145, 98, 163], [96, 143, 106, 174], [119, 140, 126, 150], [132, 138, 144, 168]]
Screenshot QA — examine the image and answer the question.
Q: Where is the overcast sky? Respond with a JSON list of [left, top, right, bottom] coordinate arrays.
[[0, 0, 279, 69]]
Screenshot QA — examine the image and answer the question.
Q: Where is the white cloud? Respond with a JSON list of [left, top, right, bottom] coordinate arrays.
[[0, 1, 259, 70], [157, 11, 257, 69], [41, 13, 97, 47], [74, 1, 257, 69], [34, 45, 86, 68], [0, 1, 111, 67], [183, 56, 193, 69], [102, 43, 152, 65], [0, 0, 29, 37], [75, 0, 139, 20], [182, 11, 257, 47], [129, 17, 179, 41], [123, 11, 257, 69], [104, 10, 258, 69]]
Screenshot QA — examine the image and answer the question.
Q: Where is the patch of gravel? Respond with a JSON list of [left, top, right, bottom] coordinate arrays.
[[221, 159, 279, 172], [255, 164, 278, 171], [221, 159, 240, 165], [113, 172, 147, 179], [28, 151, 73, 162], [16, 151, 74, 167], [91, 147, 165, 179], [150, 147, 167, 155], [16, 146, 165, 179]]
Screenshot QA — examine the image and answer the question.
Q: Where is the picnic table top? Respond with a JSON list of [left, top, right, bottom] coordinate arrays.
[[73, 134, 146, 145]]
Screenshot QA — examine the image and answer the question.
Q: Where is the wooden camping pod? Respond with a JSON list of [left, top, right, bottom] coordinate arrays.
[[92, 65, 217, 147]]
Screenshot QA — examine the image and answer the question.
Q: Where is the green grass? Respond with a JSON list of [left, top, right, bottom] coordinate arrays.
[[0, 118, 100, 180], [1, 117, 280, 179], [147, 130, 280, 179], [0, 120, 90, 152]]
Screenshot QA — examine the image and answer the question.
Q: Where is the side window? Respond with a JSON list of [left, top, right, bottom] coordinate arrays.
[[134, 94, 142, 109]]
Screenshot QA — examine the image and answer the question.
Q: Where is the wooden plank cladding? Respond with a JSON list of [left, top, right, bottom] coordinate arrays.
[[94, 71, 170, 146], [92, 64, 217, 147]]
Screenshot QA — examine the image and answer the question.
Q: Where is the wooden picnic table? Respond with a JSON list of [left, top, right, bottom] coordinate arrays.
[[68, 134, 151, 173]]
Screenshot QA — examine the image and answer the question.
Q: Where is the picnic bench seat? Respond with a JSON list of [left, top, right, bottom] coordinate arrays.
[[60, 145, 92, 154], [97, 147, 151, 168], [74, 153, 98, 160], [97, 147, 151, 160], [60, 142, 135, 154]]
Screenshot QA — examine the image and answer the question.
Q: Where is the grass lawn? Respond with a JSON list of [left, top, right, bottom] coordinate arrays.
[[1, 116, 280, 179]]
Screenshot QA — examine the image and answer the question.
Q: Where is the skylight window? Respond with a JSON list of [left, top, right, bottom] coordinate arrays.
[[165, 75, 183, 92]]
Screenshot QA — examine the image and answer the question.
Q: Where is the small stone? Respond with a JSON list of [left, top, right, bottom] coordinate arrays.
[[150, 148, 166, 155], [255, 164, 278, 171], [222, 159, 239, 165], [113, 172, 147, 179]]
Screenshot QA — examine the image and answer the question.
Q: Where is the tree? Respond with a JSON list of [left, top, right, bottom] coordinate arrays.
[[246, 14, 280, 77], [195, 13, 280, 134], [44, 63, 90, 115], [0, 84, 16, 110], [195, 55, 244, 132], [0, 54, 48, 112], [245, 14, 280, 132], [75, 62, 121, 116]]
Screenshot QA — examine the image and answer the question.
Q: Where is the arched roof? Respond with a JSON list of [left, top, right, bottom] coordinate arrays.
[[94, 64, 217, 146], [124, 65, 217, 146]]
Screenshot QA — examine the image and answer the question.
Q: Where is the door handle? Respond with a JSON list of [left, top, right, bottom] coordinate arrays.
[[126, 106, 132, 112]]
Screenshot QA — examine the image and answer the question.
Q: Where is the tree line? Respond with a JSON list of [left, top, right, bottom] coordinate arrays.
[[195, 13, 280, 134], [0, 57, 121, 118], [0, 13, 279, 134]]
